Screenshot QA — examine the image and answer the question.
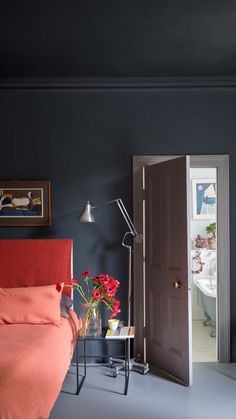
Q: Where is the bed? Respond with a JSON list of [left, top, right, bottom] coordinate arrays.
[[0, 239, 80, 419]]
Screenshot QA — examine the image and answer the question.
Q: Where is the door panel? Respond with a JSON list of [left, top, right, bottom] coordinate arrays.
[[167, 171, 183, 270], [168, 295, 184, 355], [150, 291, 163, 346], [149, 173, 161, 267], [145, 156, 192, 385]]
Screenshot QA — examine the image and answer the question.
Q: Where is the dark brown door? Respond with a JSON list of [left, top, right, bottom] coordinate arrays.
[[145, 156, 192, 385]]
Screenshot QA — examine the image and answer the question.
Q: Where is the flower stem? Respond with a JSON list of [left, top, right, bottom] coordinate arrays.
[[74, 285, 90, 304], [102, 299, 112, 310]]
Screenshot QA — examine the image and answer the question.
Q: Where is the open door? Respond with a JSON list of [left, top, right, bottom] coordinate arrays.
[[145, 156, 192, 385]]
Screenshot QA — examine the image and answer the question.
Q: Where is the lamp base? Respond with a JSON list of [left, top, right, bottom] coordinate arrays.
[[108, 357, 149, 377]]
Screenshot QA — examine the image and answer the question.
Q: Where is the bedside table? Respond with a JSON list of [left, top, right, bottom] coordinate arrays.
[[76, 328, 131, 395]]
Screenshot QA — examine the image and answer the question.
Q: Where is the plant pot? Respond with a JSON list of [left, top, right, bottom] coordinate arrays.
[[207, 238, 216, 250], [192, 235, 208, 249], [80, 303, 102, 337]]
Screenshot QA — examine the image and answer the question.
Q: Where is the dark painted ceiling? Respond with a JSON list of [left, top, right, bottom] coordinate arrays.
[[1, 0, 236, 78]]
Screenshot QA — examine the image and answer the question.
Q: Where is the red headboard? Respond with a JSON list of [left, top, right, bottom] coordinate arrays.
[[0, 239, 73, 297]]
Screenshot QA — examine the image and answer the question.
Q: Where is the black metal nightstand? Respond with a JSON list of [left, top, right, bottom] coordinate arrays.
[[76, 328, 130, 396]]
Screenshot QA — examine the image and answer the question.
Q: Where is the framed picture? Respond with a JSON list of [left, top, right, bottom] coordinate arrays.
[[0, 181, 51, 226], [192, 178, 216, 220]]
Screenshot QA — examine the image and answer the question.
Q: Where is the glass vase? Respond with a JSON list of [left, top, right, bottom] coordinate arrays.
[[80, 303, 102, 337]]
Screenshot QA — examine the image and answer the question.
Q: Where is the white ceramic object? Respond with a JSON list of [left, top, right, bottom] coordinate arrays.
[[108, 319, 119, 331]]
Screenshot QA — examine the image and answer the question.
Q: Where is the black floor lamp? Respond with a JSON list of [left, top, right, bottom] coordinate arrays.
[[79, 199, 149, 375]]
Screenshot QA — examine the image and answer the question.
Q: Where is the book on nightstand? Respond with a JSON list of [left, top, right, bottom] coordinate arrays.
[[105, 326, 135, 339]]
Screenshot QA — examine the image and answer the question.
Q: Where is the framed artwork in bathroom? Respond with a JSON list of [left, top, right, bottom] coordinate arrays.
[[0, 180, 51, 226], [192, 178, 216, 220]]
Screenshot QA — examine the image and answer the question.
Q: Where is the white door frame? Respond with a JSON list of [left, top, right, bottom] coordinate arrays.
[[133, 154, 230, 363]]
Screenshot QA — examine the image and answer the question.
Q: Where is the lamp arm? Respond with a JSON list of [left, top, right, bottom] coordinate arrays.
[[91, 199, 118, 210], [116, 199, 138, 237], [92, 198, 140, 239]]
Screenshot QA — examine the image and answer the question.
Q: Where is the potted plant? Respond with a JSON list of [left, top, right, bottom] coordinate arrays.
[[206, 222, 216, 249]]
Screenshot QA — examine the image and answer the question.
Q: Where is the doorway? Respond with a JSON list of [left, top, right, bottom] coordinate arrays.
[[133, 155, 230, 384], [190, 168, 217, 362]]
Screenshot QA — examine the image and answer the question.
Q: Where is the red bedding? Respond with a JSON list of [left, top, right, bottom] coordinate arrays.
[[0, 309, 79, 419], [0, 239, 78, 419]]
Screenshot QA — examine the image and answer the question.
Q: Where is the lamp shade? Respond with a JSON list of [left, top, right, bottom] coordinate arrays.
[[78, 201, 95, 223]]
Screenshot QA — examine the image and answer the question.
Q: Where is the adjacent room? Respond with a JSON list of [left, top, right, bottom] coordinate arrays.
[[191, 168, 217, 362], [0, 2, 236, 419]]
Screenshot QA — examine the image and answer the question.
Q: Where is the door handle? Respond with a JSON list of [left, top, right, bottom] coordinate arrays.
[[173, 280, 182, 289]]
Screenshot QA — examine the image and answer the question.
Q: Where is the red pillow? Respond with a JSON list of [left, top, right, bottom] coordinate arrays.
[[0, 283, 63, 326]]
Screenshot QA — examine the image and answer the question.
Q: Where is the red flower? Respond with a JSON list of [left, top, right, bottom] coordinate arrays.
[[107, 288, 116, 297], [98, 274, 109, 279], [104, 283, 112, 291], [109, 276, 120, 288], [97, 274, 110, 285], [110, 308, 121, 319], [81, 271, 92, 277], [70, 278, 79, 285], [56, 283, 62, 292], [113, 300, 120, 310], [91, 276, 103, 283], [104, 282, 113, 291], [92, 289, 103, 300], [104, 281, 117, 297]]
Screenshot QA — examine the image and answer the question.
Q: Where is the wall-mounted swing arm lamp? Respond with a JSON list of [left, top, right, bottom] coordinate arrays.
[[79, 199, 142, 241], [78, 198, 149, 376]]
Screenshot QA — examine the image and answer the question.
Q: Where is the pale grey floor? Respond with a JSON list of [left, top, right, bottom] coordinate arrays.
[[192, 320, 217, 362], [50, 363, 236, 419]]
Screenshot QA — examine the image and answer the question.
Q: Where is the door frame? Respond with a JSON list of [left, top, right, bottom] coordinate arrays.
[[133, 154, 230, 363]]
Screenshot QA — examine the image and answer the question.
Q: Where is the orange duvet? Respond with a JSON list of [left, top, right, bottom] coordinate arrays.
[[0, 310, 79, 419]]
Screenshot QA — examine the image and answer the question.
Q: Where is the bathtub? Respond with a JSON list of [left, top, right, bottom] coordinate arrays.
[[193, 278, 217, 333]]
